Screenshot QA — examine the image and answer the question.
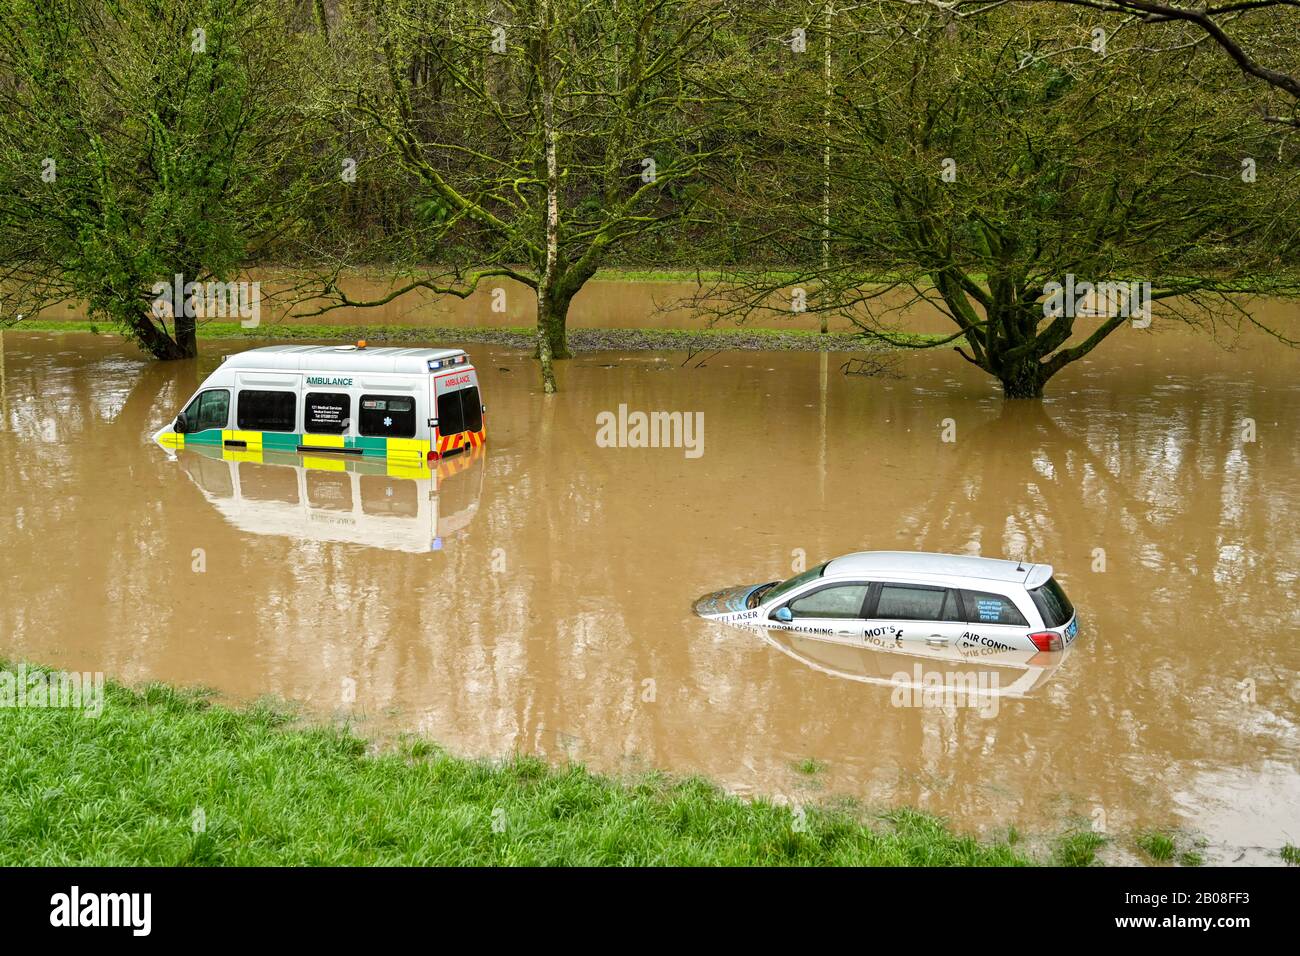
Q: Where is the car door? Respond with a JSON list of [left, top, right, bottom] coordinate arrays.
[[953, 588, 1035, 653], [867, 581, 967, 649], [773, 580, 872, 642]]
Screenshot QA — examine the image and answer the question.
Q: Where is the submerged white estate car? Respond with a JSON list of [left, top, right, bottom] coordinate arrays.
[[693, 551, 1078, 654]]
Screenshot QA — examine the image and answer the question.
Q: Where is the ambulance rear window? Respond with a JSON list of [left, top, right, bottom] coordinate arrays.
[[462, 386, 482, 433], [437, 389, 465, 435], [437, 385, 481, 436]]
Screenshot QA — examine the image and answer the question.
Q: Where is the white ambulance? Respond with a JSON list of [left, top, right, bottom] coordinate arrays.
[[153, 343, 486, 464]]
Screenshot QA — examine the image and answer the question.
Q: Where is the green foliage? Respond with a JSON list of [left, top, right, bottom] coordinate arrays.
[[697, 4, 1300, 396], [1136, 830, 1177, 862], [1054, 830, 1107, 866], [0, 0, 1296, 385], [0, 0, 326, 357]]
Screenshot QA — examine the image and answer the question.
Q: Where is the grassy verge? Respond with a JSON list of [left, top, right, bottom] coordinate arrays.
[[0, 665, 1027, 866], [6, 320, 951, 353]]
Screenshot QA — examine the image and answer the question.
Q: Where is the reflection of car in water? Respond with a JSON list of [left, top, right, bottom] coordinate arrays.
[[756, 626, 1069, 699], [693, 551, 1079, 654], [177, 442, 485, 553]]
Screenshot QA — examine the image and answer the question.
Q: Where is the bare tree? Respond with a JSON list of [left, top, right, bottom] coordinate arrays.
[[306, 0, 740, 393]]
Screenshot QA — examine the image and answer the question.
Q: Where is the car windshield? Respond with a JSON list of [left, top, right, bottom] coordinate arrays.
[[1029, 577, 1075, 628], [755, 562, 827, 607]]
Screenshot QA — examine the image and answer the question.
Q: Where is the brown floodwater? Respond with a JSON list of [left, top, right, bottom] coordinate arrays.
[[1, 321, 1297, 863]]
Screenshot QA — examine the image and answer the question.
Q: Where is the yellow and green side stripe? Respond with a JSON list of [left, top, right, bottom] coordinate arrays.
[[159, 429, 445, 462]]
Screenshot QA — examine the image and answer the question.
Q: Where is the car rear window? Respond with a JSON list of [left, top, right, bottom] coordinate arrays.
[[961, 590, 1029, 627], [1029, 577, 1075, 628]]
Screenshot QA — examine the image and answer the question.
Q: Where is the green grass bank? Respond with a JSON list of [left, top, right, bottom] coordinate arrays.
[[0, 666, 1037, 866]]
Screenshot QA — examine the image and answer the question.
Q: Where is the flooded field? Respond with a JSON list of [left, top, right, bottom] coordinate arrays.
[[1, 324, 1297, 863]]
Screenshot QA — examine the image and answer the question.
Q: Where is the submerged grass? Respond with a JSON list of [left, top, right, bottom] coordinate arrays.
[[6, 320, 947, 353], [1053, 830, 1108, 867], [1135, 830, 1177, 862], [0, 666, 1034, 866]]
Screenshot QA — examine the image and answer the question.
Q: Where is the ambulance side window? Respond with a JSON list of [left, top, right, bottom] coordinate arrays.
[[359, 395, 416, 438], [436, 389, 466, 435], [461, 386, 483, 433], [304, 392, 350, 434], [183, 389, 229, 432], [237, 390, 296, 432]]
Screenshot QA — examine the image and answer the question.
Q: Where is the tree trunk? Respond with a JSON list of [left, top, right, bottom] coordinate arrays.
[[996, 357, 1047, 399], [820, 0, 831, 335], [544, 290, 572, 360], [536, 0, 559, 395], [174, 310, 198, 359], [129, 312, 192, 360]]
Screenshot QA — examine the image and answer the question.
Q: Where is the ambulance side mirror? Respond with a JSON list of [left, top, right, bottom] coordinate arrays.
[[174, 412, 189, 434]]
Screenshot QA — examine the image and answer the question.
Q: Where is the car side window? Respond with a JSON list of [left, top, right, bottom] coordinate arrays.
[[875, 584, 962, 622], [788, 583, 869, 619], [961, 590, 1029, 627]]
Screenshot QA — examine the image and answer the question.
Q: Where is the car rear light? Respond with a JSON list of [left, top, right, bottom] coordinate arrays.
[[427, 450, 441, 462], [1028, 631, 1062, 652]]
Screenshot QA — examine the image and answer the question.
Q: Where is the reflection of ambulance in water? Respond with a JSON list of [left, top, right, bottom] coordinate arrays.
[[153, 344, 486, 463], [177, 443, 485, 553]]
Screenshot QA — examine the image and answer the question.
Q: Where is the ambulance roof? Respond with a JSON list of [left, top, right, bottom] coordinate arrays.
[[221, 345, 467, 375]]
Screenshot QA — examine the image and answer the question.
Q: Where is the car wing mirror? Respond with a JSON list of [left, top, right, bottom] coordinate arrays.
[[771, 607, 793, 623], [174, 412, 189, 434]]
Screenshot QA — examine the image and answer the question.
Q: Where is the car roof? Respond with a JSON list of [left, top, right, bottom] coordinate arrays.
[[823, 551, 1051, 588], [221, 345, 468, 375]]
